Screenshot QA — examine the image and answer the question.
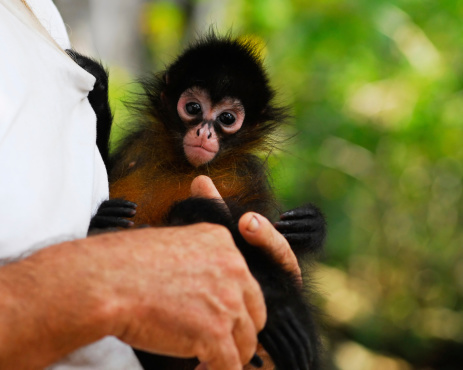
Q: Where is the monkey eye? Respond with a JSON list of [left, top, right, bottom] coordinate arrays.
[[218, 112, 236, 126], [185, 102, 202, 115]]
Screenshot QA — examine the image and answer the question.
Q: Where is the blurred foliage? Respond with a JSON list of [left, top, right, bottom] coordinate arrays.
[[108, 0, 463, 368]]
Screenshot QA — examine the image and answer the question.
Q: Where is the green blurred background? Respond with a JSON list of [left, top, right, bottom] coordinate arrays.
[[56, 0, 463, 368]]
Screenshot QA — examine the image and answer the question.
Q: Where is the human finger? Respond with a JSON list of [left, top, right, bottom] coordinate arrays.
[[199, 336, 243, 370], [238, 212, 302, 281], [241, 277, 267, 334], [194, 363, 208, 370], [190, 175, 223, 200], [232, 306, 260, 365]]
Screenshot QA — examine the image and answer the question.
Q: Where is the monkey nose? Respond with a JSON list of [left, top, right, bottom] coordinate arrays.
[[196, 127, 213, 139]]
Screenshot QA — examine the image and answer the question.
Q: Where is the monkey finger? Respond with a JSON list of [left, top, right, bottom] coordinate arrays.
[[95, 207, 137, 218], [280, 232, 313, 245], [90, 216, 134, 228], [98, 198, 137, 209], [280, 204, 320, 220], [274, 219, 312, 232]]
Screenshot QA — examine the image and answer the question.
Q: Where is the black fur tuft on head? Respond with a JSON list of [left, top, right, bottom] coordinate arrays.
[[166, 32, 271, 118], [142, 32, 288, 152]]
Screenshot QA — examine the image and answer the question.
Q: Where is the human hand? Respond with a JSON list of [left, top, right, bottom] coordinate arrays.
[[0, 220, 266, 370], [92, 225, 266, 370], [191, 175, 301, 280]]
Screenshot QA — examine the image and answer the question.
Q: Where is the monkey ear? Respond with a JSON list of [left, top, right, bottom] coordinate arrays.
[[161, 92, 167, 107], [161, 73, 169, 106]]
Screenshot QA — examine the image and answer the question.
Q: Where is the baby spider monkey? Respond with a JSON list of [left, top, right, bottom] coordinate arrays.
[[69, 32, 326, 370]]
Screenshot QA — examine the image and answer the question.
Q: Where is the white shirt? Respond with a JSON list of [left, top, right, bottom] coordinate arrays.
[[0, 0, 142, 368]]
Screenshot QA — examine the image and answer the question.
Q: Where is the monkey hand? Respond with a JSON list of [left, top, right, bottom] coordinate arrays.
[[274, 204, 326, 254], [65, 50, 110, 114], [66, 50, 113, 168], [88, 198, 137, 233]]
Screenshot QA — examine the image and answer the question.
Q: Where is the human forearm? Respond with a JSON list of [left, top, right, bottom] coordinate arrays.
[[0, 238, 116, 369]]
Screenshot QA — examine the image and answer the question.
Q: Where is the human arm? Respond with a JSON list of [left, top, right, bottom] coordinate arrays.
[[0, 225, 265, 370]]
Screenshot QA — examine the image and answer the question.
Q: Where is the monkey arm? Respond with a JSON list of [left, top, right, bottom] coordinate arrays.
[[65, 50, 113, 169]]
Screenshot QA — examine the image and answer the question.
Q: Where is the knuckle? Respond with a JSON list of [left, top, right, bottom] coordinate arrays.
[[226, 255, 247, 273], [222, 290, 244, 312], [208, 320, 230, 342], [197, 223, 234, 242], [211, 224, 233, 241]]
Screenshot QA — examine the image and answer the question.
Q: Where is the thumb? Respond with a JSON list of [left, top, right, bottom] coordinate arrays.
[[238, 212, 301, 281], [190, 175, 222, 200]]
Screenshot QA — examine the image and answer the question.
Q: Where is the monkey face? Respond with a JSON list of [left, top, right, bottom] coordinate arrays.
[[178, 87, 245, 167]]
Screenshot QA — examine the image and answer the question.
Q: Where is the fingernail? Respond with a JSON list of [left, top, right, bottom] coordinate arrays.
[[247, 215, 259, 232]]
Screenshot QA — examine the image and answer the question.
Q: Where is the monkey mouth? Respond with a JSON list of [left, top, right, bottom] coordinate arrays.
[[184, 144, 218, 167]]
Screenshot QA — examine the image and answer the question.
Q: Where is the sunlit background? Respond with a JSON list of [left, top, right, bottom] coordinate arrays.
[[54, 0, 463, 369]]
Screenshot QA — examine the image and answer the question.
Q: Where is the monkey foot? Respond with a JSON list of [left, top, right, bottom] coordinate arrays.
[[259, 307, 314, 370]]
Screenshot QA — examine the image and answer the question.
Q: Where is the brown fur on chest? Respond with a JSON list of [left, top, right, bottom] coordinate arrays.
[[109, 164, 255, 226]]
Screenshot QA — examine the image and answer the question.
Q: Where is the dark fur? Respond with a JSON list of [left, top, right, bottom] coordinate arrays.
[[70, 33, 326, 370], [66, 50, 113, 168]]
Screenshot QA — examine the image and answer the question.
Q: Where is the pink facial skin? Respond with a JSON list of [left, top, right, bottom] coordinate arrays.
[[178, 87, 245, 167]]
